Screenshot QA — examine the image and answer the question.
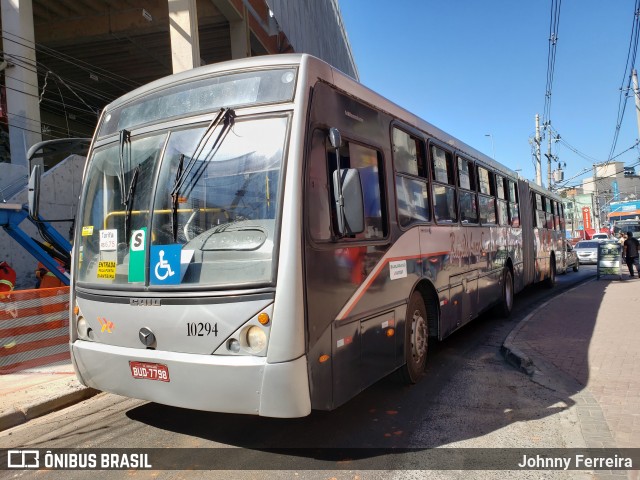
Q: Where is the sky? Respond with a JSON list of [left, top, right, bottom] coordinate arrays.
[[338, 0, 640, 191]]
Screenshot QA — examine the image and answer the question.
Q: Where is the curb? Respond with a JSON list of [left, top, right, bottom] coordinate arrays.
[[500, 277, 596, 376], [0, 386, 99, 432]]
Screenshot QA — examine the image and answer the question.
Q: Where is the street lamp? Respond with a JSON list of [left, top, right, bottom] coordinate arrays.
[[484, 134, 495, 159]]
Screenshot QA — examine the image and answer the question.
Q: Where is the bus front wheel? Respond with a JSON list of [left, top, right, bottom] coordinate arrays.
[[398, 291, 429, 384]]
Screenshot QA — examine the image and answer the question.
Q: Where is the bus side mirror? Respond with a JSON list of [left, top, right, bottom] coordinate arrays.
[[333, 168, 365, 236], [329, 127, 342, 149], [28, 164, 41, 220]]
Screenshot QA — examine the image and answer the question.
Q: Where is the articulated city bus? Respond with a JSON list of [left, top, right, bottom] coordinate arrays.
[[70, 54, 565, 417]]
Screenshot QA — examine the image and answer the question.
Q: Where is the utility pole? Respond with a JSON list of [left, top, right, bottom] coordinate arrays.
[[547, 125, 553, 190], [593, 164, 600, 231], [633, 69, 640, 141], [535, 114, 542, 186]]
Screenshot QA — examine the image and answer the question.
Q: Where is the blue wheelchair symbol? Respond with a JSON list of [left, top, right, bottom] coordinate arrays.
[[150, 244, 181, 285]]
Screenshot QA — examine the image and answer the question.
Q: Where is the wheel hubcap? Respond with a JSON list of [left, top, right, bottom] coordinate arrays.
[[411, 310, 427, 361]]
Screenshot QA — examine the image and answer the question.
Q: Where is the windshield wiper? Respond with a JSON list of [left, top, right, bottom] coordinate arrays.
[[124, 165, 140, 246], [171, 154, 185, 242], [169, 107, 235, 242], [118, 129, 131, 203]]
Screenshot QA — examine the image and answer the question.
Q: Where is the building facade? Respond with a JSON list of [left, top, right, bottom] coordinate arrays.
[[0, 0, 357, 287]]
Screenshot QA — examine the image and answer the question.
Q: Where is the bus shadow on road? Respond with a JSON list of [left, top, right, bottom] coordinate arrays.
[[126, 273, 606, 459]]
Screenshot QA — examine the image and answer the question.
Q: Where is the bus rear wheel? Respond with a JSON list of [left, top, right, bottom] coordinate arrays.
[[398, 291, 428, 384], [545, 258, 556, 288], [497, 268, 514, 318]]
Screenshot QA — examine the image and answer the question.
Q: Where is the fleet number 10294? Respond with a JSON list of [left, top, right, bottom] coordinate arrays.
[[187, 322, 218, 336]]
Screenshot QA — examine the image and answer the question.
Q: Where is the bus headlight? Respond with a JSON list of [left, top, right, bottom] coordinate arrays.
[[245, 326, 267, 353], [77, 316, 89, 340]]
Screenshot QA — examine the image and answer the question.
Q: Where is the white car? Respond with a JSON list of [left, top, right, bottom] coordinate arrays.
[[591, 233, 611, 241], [575, 241, 599, 264]]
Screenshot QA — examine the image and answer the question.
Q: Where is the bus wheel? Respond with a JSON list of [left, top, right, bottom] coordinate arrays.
[[545, 258, 556, 288], [497, 268, 514, 318], [398, 291, 428, 384], [573, 262, 579, 272]]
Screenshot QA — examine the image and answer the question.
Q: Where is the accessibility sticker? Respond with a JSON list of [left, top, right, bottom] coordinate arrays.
[[150, 244, 181, 285]]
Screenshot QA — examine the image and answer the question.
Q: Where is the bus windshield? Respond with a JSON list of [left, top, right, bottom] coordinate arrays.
[[76, 115, 288, 288]]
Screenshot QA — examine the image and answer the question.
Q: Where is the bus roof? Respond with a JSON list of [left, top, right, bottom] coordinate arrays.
[[102, 53, 547, 195]]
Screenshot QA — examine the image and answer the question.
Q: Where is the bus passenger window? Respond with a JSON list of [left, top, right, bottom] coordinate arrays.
[[497, 200, 508, 226], [507, 180, 519, 227], [433, 185, 457, 223], [431, 146, 455, 184], [478, 167, 492, 195], [393, 128, 423, 176], [457, 157, 477, 224], [509, 203, 520, 227], [431, 145, 457, 224], [479, 195, 496, 224], [496, 175, 506, 199], [396, 176, 429, 226]]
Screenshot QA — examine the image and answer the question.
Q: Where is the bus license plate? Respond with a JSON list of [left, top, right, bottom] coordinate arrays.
[[129, 361, 170, 382]]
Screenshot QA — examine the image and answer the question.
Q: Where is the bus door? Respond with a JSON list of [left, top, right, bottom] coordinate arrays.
[[304, 83, 394, 409]]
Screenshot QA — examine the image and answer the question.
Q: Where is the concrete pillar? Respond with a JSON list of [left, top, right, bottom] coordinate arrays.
[[1, 0, 42, 170], [211, 0, 249, 59], [229, 6, 250, 59], [168, 0, 201, 73]]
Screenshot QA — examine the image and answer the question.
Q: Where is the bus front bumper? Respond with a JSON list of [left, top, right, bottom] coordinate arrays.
[[71, 340, 311, 418]]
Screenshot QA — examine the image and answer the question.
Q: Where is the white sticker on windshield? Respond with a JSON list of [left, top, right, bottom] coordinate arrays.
[[99, 229, 118, 251]]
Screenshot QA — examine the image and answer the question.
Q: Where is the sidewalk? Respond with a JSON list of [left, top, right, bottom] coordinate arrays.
[[0, 276, 639, 453], [503, 276, 640, 450], [0, 363, 96, 431]]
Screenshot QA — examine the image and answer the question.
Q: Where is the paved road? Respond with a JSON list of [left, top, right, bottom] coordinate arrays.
[[0, 267, 596, 479]]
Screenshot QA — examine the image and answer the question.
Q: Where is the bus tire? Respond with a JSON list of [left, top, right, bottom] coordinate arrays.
[[497, 268, 514, 318], [545, 257, 556, 288], [573, 262, 579, 272], [398, 291, 429, 384]]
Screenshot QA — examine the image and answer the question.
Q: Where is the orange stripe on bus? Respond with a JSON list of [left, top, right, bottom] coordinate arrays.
[[0, 351, 71, 374], [336, 251, 450, 321], [0, 335, 68, 357]]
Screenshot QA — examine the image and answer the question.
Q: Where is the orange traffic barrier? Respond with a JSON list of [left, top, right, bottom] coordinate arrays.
[[0, 287, 70, 374]]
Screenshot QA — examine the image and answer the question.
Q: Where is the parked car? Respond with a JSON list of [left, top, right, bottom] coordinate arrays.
[[565, 243, 579, 272], [574, 240, 599, 264], [591, 233, 611, 241]]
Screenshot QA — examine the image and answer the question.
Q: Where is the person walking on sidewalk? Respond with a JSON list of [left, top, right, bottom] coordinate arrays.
[[623, 231, 640, 277]]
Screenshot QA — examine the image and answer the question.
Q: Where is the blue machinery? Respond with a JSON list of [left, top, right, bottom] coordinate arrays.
[[0, 139, 91, 287], [0, 203, 71, 286]]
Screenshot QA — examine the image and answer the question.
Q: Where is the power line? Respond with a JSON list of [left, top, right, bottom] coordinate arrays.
[[608, 0, 640, 161], [555, 141, 640, 189], [542, 0, 562, 126]]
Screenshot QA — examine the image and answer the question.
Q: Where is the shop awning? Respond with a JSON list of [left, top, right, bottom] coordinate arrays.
[[608, 209, 640, 218]]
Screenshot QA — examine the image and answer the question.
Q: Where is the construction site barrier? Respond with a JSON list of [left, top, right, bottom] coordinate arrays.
[[0, 287, 70, 374]]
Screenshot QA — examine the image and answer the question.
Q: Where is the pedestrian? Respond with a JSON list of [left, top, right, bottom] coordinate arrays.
[[618, 231, 626, 246], [0, 261, 16, 292], [622, 231, 640, 278]]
